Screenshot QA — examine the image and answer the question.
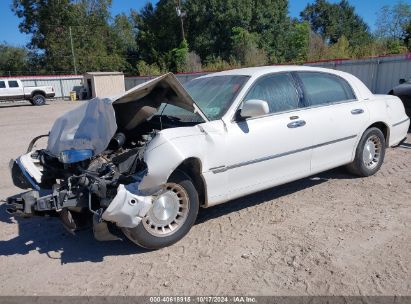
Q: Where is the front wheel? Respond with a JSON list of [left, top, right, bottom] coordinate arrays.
[[346, 127, 386, 177], [122, 171, 199, 249]]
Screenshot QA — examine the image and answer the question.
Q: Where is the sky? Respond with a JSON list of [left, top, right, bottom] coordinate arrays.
[[0, 0, 402, 47]]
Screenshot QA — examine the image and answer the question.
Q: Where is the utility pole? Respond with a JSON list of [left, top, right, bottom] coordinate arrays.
[[175, 0, 186, 41], [69, 26, 78, 74]]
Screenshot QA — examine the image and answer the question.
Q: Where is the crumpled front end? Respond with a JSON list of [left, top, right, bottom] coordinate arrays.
[[6, 139, 160, 240], [6, 73, 205, 242]]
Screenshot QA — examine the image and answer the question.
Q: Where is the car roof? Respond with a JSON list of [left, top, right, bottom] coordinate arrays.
[[201, 65, 351, 78]]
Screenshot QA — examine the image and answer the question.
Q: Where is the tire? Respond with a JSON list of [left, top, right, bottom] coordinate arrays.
[[31, 94, 46, 106], [122, 171, 199, 249], [346, 127, 386, 177]]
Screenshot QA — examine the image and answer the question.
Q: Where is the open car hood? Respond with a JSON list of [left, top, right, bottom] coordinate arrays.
[[113, 73, 208, 122], [47, 73, 208, 158]]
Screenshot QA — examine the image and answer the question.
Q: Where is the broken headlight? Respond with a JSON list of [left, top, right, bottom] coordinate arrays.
[[59, 149, 93, 164]]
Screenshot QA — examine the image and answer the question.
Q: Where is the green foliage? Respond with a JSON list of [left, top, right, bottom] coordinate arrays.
[[284, 21, 310, 63], [328, 36, 351, 58], [0, 44, 29, 76], [230, 27, 267, 66], [170, 40, 189, 73], [202, 56, 241, 72], [301, 0, 371, 46], [131, 0, 181, 67], [136, 60, 163, 76], [12, 0, 130, 74], [405, 21, 411, 50], [383, 39, 409, 55], [184, 0, 290, 63]]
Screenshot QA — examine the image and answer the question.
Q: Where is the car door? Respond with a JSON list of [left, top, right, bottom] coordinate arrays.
[[7, 80, 23, 99], [0, 80, 6, 98], [294, 71, 369, 174], [222, 72, 314, 200]]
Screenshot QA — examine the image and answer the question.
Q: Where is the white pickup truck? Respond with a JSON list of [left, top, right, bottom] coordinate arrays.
[[0, 79, 55, 105]]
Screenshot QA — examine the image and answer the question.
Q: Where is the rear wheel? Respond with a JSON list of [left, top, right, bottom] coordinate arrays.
[[346, 127, 385, 177], [122, 171, 199, 249], [31, 94, 46, 106]]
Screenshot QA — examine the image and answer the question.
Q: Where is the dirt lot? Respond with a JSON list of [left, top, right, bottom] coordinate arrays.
[[0, 100, 410, 296]]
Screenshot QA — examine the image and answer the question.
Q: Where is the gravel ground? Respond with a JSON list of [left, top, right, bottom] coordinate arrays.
[[0, 101, 410, 296]]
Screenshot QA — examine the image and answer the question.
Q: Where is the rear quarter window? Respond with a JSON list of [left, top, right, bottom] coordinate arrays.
[[0, 81, 5, 89], [298, 72, 356, 107]]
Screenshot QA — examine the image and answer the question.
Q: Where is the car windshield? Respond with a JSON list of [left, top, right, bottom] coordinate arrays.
[[183, 75, 250, 120], [152, 75, 249, 122]]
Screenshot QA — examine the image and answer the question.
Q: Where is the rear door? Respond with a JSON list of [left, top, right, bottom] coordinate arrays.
[[294, 71, 369, 173]]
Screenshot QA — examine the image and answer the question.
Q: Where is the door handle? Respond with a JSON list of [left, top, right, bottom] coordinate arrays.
[[287, 120, 306, 128], [351, 108, 364, 115]]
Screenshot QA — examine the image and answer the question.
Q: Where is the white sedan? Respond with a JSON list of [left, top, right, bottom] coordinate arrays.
[[7, 66, 410, 249]]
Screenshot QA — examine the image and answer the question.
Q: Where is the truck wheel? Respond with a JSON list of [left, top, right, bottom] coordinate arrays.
[[31, 94, 46, 106], [346, 127, 386, 177], [122, 171, 199, 249]]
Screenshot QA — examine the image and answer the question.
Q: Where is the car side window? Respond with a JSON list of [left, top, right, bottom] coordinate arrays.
[[0, 81, 5, 89], [8, 81, 19, 88], [244, 73, 300, 114], [297, 72, 356, 106]]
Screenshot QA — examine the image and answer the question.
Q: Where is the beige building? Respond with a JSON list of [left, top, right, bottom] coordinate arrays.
[[83, 72, 125, 98]]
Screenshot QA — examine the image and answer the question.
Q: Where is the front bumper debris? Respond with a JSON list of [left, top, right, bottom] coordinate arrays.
[[7, 151, 155, 240], [102, 184, 153, 228], [6, 191, 38, 216], [6, 190, 56, 216]]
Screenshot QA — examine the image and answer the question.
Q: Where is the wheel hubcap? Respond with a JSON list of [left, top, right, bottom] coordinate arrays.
[[34, 96, 43, 103], [143, 183, 189, 237], [362, 135, 381, 169]]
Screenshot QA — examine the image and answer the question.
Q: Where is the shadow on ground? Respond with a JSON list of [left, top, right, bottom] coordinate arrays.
[[0, 166, 355, 264], [197, 166, 355, 224], [0, 204, 148, 264], [0, 102, 44, 108]]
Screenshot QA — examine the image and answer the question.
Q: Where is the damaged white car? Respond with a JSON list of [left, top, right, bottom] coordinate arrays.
[[6, 66, 410, 249]]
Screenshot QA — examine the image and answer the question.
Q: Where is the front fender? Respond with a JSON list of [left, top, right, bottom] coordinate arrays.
[[138, 137, 189, 193], [137, 122, 226, 193]]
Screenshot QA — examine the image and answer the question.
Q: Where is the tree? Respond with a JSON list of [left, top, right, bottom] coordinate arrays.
[[328, 35, 351, 58], [184, 0, 290, 63], [284, 20, 310, 63], [301, 0, 371, 46], [131, 0, 182, 67], [307, 31, 328, 61], [230, 27, 267, 66], [111, 13, 138, 73], [375, 1, 411, 40], [0, 43, 29, 76], [12, 0, 128, 74], [405, 20, 411, 50], [170, 39, 189, 72]]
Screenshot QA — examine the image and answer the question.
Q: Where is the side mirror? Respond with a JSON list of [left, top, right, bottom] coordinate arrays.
[[399, 78, 406, 84], [239, 99, 269, 119]]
